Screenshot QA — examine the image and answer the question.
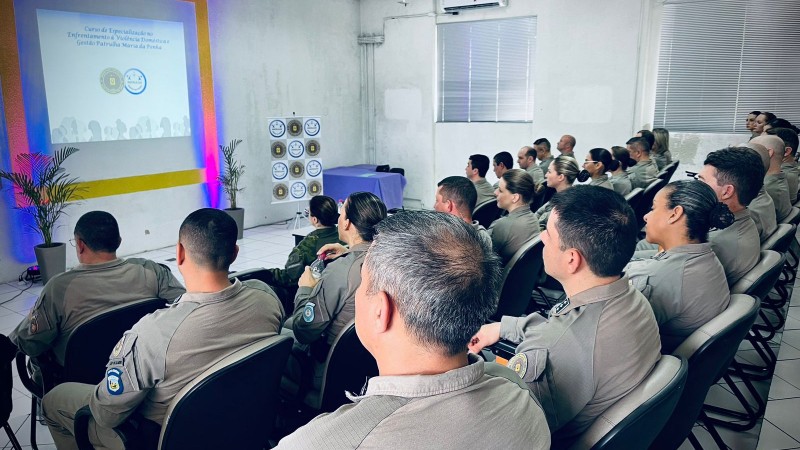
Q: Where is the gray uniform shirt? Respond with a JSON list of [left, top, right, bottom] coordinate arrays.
[[609, 172, 633, 197], [88, 279, 284, 427], [10, 258, 185, 365], [473, 178, 496, 207], [709, 209, 760, 286], [539, 156, 554, 176], [781, 162, 799, 204], [536, 201, 554, 230], [488, 207, 540, 265], [500, 276, 661, 449], [292, 242, 368, 346], [275, 354, 550, 450], [653, 150, 672, 171], [472, 220, 493, 249], [749, 188, 778, 242], [625, 243, 730, 353], [526, 165, 545, 187], [627, 159, 659, 190], [589, 174, 614, 190], [765, 172, 792, 222]]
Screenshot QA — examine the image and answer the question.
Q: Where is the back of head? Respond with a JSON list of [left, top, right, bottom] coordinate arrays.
[[345, 192, 387, 242], [769, 127, 799, 155], [533, 137, 551, 152], [493, 151, 514, 170], [767, 118, 793, 130], [469, 154, 490, 177], [309, 195, 339, 226], [552, 155, 581, 184], [637, 130, 656, 150], [742, 142, 770, 171], [522, 146, 537, 159], [652, 128, 670, 154], [760, 112, 777, 123], [627, 136, 651, 154], [438, 176, 478, 214], [74, 211, 121, 253], [564, 135, 576, 150], [179, 208, 238, 272], [589, 148, 613, 173], [703, 147, 765, 206], [549, 186, 638, 277], [751, 134, 786, 164], [664, 180, 734, 243], [610, 146, 634, 171], [501, 169, 535, 204], [364, 210, 502, 356]]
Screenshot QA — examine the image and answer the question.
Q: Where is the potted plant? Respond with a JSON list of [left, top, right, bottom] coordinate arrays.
[[0, 147, 82, 282], [218, 138, 245, 239]]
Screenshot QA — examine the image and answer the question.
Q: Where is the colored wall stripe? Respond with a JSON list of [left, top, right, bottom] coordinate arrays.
[[0, 0, 31, 174], [73, 169, 205, 200]]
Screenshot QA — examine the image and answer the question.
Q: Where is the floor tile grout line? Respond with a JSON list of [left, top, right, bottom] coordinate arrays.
[[764, 418, 800, 446]]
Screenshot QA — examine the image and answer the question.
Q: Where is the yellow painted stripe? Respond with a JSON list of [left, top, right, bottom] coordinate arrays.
[[73, 169, 205, 200]]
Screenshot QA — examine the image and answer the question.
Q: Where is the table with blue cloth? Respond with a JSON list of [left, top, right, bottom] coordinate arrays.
[[323, 164, 406, 210]]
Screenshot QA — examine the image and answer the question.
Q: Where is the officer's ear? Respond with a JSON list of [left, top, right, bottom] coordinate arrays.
[[374, 291, 394, 334], [231, 244, 239, 264], [176, 242, 186, 266]]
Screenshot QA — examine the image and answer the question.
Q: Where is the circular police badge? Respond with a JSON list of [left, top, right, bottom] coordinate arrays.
[[304, 118, 320, 136], [269, 120, 286, 138], [291, 182, 307, 199], [272, 162, 289, 180], [303, 302, 315, 322], [309, 180, 322, 196], [100, 68, 124, 94], [288, 140, 305, 158], [287, 119, 303, 136], [106, 368, 124, 395], [273, 183, 288, 200], [290, 161, 305, 178], [306, 140, 321, 156], [507, 353, 528, 379], [271, 141, 286, 158], [306, 160, 322, 177], [123, 68, 147, 95]]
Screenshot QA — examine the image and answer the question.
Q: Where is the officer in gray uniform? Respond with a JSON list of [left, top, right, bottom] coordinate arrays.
[[610, 171, 633, 196], [772, 127, 800, 204], [277, 211, 550, 450], [433, 176, 493, 248], [10, 211, 184, 384], [518, 145, 546, 188], [470, 186, 661, 449], [489, 169, 540, 264], [626, 137, 659, 189], [41, 208, 284, 450], [749, 187, 778, 242], [589, 174, 614, 190], [753, 134, 792, 222], [465, 154, 497, 207]]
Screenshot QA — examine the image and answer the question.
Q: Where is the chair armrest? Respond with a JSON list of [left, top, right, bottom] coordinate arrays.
[[14, 352, 43, 398], [74, 405, 95, 450], [489, 339, 518, 360]]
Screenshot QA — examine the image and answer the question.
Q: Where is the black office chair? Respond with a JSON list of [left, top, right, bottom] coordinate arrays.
[[624, 188, 644, 218], [473, 200, 502, 229], [636, 179, 666, 231], [389, 167, 405, 177], [572, 355, 688, 450], [651, 294, 760, 450], [16, 297, 167, 450], [492, 237, 544, 321], [74, 334, 293, 450], [0, 335, 21, 450]]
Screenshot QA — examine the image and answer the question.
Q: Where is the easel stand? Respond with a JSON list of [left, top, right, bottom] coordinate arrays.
[[289, 203, 304, 230]]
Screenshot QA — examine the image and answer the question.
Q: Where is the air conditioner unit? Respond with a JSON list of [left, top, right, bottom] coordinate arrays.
[[439, 0, 508, 14]]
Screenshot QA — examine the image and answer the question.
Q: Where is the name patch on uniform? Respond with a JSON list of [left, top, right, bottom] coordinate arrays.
[[553, 298, 571, 315], [107, 368, 124, 395], [303, 302, 315, 323], [507, 353, 528, 379]]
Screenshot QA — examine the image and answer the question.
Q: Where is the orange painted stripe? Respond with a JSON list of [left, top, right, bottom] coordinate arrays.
[[0, 0, 31, 172]]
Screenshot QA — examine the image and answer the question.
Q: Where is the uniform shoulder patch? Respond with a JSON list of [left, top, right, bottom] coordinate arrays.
[[552, 298, 571, 315], [303, 302, 315, 323], [112, 337, 124, 357], [106, 368, 124, 395], [507, 353, 528, 379]]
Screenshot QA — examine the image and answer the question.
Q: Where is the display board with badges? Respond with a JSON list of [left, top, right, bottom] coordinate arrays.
[[268, 116, 323, 203]]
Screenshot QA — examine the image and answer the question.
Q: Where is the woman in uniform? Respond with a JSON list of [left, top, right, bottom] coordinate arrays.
[[489, 169, 540, 265], [537, 156, 580, 229], [583, 148, 614, 190], [609, 146, 634, 197]]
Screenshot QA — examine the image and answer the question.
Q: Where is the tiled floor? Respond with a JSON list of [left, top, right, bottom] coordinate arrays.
[[0, 222, 798, 449]]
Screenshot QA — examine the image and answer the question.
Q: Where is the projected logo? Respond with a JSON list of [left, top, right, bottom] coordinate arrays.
[[100, 68, 124, 94], [124, 69, 147, 95]]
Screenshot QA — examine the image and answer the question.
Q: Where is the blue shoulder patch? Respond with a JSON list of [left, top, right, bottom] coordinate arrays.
[[107, 368, 124, 395], [303, 302, 315, 323]]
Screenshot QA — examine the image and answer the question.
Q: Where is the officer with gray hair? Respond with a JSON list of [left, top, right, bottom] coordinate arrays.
[[276, 211, 550, 449]]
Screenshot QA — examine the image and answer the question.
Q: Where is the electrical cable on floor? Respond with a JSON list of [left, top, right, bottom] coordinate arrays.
[[0, 270, 37, 307]]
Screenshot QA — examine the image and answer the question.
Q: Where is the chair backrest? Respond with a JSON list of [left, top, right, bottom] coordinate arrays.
[[636, 179, 666, 229], [62, 298, 166, 384], [731, 250, 786, 301], [492, 237, 544, 321], [389, 167, 405, 177], [158, 335, 293, 450], [314, 321, 379, 413], [574, 355, 688, 450], [228, 267, 269, 283], [624, 188, 644, 212], [473, 200, 501, 229], [664, 160, 680, 183], [761, 224, 796, 253], [781, 206, 800, 225], [651, 294, 759, 450]]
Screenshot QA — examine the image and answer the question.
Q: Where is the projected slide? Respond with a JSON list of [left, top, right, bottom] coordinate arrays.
[[36, 9, 192, 143]]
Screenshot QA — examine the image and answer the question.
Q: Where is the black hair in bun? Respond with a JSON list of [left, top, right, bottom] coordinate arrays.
[[345, 192, 388, 242], [665, 180, 731, 242], [709, 202, 734, 231]]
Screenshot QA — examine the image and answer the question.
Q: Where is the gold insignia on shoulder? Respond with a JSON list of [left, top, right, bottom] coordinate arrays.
[[112, 337, 125, 357], [507, 353, 528, 379]]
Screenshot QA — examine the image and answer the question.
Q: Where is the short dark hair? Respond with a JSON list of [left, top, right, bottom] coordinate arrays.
[[521, 146, 536, 159], [493, 151, 514, 170], [703, 147, 765, 207], [469, 154, 490, 177], [549, 186, 638, 277], [309, 195, 339, 227], [74, 211, 121, 253], [627, 136, 651, 154], [610, 146, 634, 171], [759, 112, 777, 123], [767, 118, 793, 130], [533, 138, 551, 152], [364, 210, 502, 356], [345, 192, 387, 242], [769, 127, 799, 155], [179, 208, 238, 271], [637, 130, 655, 150], [501, 169, 535, 204], [749, 110, 762, 117], [663, 180, 734, 243], [438, 176, 478, 213], [563, 135, 576, 149], [588, 148, 613, 174]]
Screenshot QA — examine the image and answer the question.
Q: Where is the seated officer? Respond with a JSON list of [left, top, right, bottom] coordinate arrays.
[[42, 208, 284, 450], [434, 176, 492, 247], [744, 142, 778, 242], [10, 211, 185, 385], [465, 154, 496, 207], [469, 186, 661, 449], [626, 136, 659, 189], [276, 211, 550, 449]]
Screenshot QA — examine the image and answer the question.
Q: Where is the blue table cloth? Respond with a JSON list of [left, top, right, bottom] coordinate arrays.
[[323, 165, 406, 210]]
